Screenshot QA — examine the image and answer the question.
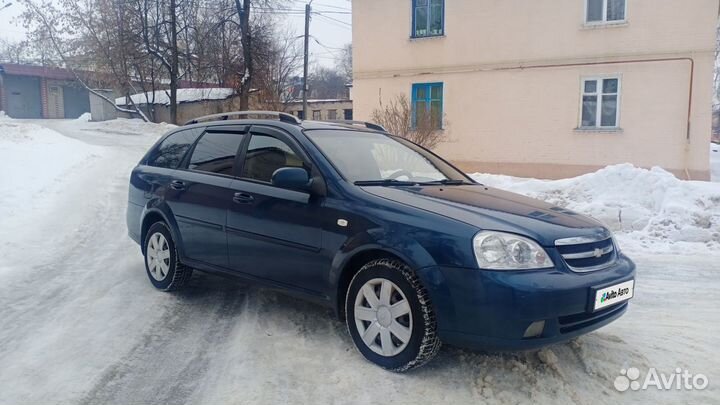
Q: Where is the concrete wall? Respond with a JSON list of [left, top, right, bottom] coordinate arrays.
[[90, 90, 118, 122], [120, 97, 240, 124], [352, 0, 717, 180], [285, 100, 353, 120]]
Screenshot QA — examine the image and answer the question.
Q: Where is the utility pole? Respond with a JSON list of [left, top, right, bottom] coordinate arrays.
[[302, 2, 311, 119]]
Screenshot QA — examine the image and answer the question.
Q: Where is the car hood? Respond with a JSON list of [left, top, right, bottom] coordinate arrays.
[[361, 184, 608, 247]]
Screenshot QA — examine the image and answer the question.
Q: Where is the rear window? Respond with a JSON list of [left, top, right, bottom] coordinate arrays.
[[147, 128, 203, 168]]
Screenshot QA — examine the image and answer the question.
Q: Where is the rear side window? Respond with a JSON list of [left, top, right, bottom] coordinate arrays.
[[241, 134, 304, 183], [188, 132, 245, 175], [147, 128, 203, 168]]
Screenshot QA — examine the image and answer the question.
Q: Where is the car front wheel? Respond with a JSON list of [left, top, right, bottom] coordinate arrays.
[[345, 258, 441, 372]]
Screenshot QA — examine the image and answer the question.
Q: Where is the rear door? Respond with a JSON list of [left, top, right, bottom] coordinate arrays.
[[226, 125, 328, 294], [165, 126, 247, 268]]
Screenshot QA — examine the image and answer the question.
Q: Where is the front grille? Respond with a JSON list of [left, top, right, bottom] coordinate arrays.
[[558, 302, 627, 334], [555, 235, 617, 272]]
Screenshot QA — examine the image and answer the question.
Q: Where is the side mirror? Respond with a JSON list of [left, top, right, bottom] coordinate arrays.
[[271, 167, 311, 191]]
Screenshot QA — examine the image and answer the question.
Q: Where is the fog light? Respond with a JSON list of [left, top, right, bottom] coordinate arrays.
[[523, 320, 545, 338]]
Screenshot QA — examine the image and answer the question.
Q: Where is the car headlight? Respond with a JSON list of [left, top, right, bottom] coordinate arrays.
[[473, 231, 554, 270]]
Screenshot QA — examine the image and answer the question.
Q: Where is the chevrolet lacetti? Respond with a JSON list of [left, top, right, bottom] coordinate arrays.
[[126, 111, 636, 371]]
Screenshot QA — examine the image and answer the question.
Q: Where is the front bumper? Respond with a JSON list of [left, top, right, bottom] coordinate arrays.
[[415, 253, 636, 351]]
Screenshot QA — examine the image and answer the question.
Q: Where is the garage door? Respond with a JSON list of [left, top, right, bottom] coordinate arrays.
[[4, 75, 42, 118]]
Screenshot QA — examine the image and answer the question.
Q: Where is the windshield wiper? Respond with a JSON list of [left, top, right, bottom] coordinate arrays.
[[354, 179, 419, 186], [417, 179, 472, 186]]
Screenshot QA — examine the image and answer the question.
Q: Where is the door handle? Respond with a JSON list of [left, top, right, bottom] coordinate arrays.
[[233, 192, 254, 204], [170, 180, 186, 190]]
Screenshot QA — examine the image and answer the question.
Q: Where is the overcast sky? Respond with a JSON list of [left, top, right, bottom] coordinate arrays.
[[0, 0, 352, 67]]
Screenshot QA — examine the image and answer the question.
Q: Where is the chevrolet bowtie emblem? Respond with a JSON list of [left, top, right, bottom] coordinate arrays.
[[593, 248, 603, 258]]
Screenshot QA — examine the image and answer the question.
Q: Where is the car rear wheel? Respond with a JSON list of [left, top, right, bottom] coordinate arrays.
[[144, 222, 192, 291], [345, 258, 441, 372]]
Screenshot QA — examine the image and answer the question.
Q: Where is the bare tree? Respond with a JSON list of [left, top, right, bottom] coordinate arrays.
[[0, 39, 31, 63], [253, 28, 303, 111], [308, 65, 347, 99], [337, 43, 352, 84], [371, 94, 447, 149]]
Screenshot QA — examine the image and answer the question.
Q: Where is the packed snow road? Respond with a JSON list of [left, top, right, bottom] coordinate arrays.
[[0, 118, 718, 405]]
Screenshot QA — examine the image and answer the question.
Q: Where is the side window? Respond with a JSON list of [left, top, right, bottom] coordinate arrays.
[[147, 128, 203, 169], [412, 82, 443, 129], [581, 77, 620, 128], [413, 0, 444, 38], [241, 134, 305, 183], [586, 0, 626, 24], [188, 132, 245, 175]]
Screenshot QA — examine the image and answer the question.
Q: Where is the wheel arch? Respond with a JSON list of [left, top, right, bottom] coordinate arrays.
[[140, 206, 184, 257], [331, 244, 433, 321]]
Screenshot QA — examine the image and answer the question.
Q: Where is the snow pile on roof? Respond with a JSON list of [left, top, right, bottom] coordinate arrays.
[[115, 88, 234, 106], [471, 164, 720, 254]]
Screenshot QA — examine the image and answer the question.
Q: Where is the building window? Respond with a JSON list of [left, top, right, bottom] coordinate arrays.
[[581, 77, 620, 128], [297, 110, 304, 120], [411, 82, 443, 129], [344, 109, 353, 120], [312, 110, 321, 120], [412, 0, 444, 38], [586, 0, 626, 24], [327, 109, 337, 120]]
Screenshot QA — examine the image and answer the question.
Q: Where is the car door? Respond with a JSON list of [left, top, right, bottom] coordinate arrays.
[[226, 125, 328, 294], [165, 126, 247, 268]]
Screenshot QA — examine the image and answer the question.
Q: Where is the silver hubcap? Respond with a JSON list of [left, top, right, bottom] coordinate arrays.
[[146, 232, 170, 281], [354, 278, 413, 357]]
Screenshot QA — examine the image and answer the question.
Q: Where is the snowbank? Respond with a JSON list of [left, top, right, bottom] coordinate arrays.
[[471, 164, 720, 254], [115, 88, 234, 106], [75, 112, 92, 122], [0, 119, 103, 245]]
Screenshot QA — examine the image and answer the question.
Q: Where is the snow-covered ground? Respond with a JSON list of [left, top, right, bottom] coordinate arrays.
[[0, 118, 717, 404]]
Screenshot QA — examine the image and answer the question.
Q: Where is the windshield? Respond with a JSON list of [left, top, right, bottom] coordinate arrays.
[[305, 130, 472, 184]]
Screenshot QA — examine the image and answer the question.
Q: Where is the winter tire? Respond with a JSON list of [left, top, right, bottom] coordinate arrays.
[[346, 258, 441, 372], [143, 221, 192, 291]]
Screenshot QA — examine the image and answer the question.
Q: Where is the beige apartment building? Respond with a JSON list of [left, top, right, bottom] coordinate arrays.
[[351, 0, 717, 180]]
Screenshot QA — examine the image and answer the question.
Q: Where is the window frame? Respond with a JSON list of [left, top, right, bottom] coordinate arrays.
[[584, 0, 627, 25], [236, 125, 321, 189], [184, 130, 247, 177], [411, 82, 444, 130], [411, 0, 445, 39], [145, 127, 205, 169], [579, 75, 622, 130], [175, 125, 249, 178]]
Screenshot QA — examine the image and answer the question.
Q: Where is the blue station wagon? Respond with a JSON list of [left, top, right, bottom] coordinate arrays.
[[127, 111, 636, 371]]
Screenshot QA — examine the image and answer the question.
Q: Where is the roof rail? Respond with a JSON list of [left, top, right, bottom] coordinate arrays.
[[184, 111, 301, 126], [326, 120, 387, 132]]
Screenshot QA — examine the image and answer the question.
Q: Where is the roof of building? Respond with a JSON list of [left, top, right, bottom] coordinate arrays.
[[285, 98, 352, 105], [0, 63, 78, 80], [116, 88, 235, 106]]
